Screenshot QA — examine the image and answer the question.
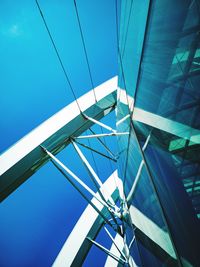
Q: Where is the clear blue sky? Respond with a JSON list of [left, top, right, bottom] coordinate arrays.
[[0, 0, 119, 266]]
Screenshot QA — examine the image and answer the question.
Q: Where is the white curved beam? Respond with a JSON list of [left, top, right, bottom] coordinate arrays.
[[0, 76, 117, 201], [53, 171, 122, 267]]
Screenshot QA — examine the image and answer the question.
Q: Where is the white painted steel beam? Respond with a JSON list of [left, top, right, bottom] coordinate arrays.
[[0, 77, 117, 201], [53, 171, 122, 267], [83, 114, 116, 133]]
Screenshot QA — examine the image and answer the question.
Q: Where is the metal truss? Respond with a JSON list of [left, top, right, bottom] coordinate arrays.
[[0, 77, 117, 202], [2, 80, 198, 266], [0, 77, 135, 267]]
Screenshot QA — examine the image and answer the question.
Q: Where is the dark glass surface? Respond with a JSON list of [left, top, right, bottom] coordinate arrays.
[[118, 0, 200, 266], [134, 0, 200, 130], [134, 121, 200, 266]]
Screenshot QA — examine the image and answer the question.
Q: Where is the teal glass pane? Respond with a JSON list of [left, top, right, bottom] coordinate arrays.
[[118, 0, 200, 266], [134, 0, 200, 130], [134, 120, 200, 266], [118, 0, 150, 98]]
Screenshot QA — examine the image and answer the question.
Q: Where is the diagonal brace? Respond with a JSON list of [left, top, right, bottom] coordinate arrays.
[[83, 113, 116, 133], [87, 237, 127, 265], [71, 140, 116, 208], [41, 146, 121, 219]]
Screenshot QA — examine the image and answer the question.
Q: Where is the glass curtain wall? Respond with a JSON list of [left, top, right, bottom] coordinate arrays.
[[117, 0, 200, 266]]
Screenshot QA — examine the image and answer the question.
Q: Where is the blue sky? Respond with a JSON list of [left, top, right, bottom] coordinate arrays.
[[0, 1, 119, 266], [0, 0, 118, 153]]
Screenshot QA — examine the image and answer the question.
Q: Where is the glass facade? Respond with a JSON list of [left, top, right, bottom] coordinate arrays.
[[118, 0, 200, 266]]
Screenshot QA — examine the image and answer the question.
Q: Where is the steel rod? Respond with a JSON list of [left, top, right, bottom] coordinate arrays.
[[89, 128, 116, 158], [87, 237, 127, 265], [41, 146, 121, 219], [71, 141, 116, 208], [75, 132, 129, 139], [104, 226, 127, 261], [74, 139, 117, 162], [51, 160, 114, 228], [83, 113, 116, 133]]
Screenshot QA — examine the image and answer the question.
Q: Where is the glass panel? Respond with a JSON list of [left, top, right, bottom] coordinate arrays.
[[134, 0, 200, 131], [134, 120, 200, 266], [118, 0, 200, 266]]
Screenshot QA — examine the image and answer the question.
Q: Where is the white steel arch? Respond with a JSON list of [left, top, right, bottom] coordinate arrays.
[[0, 76, 131, 266], [53, 171, 122, 267], [0, 76, 117, 202]]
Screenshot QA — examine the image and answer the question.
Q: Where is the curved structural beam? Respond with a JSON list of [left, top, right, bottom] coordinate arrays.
[[53, 171, 122, 267], [0, 77, 117, 202]]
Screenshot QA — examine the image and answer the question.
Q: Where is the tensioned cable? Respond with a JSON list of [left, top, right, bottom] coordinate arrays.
[[73, 0, 116, 166], [119, 0, 128, 52], [115, 0, 145, 192], [88, 125, 118, 191], [74, 139, 117, 162], [36, 0, 110, 206], [115, 0, 132, 189], [121, 0, 133, 58], [73, 0, 113, 182], [115, 0, 130, 108], [73, 0, 97, 102], [35, 0, 82, 112], [114, 4, 143, 259], [50, 159, 114, 228], [89, 128, 116, 159], [119, 0, 133, 92], [84, 134, 119, 222], [73, 0, 117, 197], [36, 0, 121, 227]]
